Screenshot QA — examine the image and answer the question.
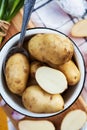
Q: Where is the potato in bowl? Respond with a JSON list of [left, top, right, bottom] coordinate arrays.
[[0, 28, 85, 118]]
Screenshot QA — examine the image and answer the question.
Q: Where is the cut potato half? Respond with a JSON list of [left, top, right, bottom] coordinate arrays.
[[61, 109, 87, 130], [71, 19, 87, 37], [18, 120, 55, 130], [35, 66, 67, 94]]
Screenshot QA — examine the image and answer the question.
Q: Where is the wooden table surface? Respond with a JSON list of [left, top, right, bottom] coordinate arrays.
[[0, 9, 87, 130], [0, 9, 34, 48]]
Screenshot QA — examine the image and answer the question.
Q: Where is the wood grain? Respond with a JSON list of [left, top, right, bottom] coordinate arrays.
[[0, 9, 34, 48], [0, 9, 87, 130], [2, 96, 87, 130]]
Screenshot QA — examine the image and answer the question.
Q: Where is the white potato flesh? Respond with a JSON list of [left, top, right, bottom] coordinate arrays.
[[18, 120, 55, 130], [61, 109, 87, 130], [71, 19, 87, 37], [35, 66, 67, 94]]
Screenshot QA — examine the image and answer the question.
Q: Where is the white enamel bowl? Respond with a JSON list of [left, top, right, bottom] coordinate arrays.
[[0, 28, 86, 118]]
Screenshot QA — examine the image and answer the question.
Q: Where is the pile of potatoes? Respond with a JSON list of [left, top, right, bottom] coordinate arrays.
[[5, 33, 80, 113]]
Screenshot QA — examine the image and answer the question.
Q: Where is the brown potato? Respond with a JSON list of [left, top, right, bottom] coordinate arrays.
[[58, 60, 80, 86], [30, 61, 43, 78], [5, 53, 29, 94], [28, 34, 74, 66], [22, 85, 64, 113]]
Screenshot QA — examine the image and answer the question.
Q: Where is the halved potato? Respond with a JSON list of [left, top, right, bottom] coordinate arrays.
[[71, 19, 87, 37], [61, 109, 87, 130], [35, 66, 67, 94], [18, 120, 55, 130]]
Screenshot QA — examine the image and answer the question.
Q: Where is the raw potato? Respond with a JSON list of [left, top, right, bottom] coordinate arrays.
[[18, 120, 55, 130], [30, 61, 43, 78], [5, 53, 29, 94], [22, 85, 64, 113], [58, 60, 80, 86], [35, 66, 67, 94], [61, 109, 87, 130], [71, 19, 87, 37], [28, 33, 74, 66]]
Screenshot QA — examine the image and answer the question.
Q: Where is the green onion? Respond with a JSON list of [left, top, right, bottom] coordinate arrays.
[[0, 0, 24, 44]]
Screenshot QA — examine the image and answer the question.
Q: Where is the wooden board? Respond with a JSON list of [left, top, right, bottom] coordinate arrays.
[[1, 9, 87, 130], [0, 9, 34, 48], [2, 96, 87, 130]]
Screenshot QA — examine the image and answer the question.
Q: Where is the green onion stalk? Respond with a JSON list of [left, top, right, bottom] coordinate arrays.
[[0, 0, 24, 44]]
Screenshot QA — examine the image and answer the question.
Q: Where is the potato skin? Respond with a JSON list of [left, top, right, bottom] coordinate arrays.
[[58, 60, 80, 86], [22, 85, 64, 113], [28, 34, 74, 66], [30, 61, 42, 78], [5, 53, 29, 94]]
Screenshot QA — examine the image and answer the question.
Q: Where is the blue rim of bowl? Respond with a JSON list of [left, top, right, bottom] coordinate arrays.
[[0, 27, 86, 118]]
